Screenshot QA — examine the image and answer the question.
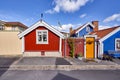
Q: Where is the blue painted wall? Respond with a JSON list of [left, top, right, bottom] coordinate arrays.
[[103, 30, 120, 54], [77, 25, 93, 37]]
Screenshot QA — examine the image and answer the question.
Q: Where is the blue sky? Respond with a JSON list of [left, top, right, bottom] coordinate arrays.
[[0, 0, 120, 32]]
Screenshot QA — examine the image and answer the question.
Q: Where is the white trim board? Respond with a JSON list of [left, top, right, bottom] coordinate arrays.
[[59, 37, 62, 53], [84, 35, 97, 59], [76, 22, 95, 34], [18, 20, 64, 39]]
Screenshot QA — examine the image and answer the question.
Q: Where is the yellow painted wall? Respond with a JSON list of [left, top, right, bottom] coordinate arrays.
[[0, 31, 22, 56]]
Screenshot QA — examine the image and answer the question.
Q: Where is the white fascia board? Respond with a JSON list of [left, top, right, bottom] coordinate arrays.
[[99, 27, 120, 43], [42, 21, 64, 38], [75, 22, 95, 34], [84, 34, 97, 38], [18, 20, 65, 39]]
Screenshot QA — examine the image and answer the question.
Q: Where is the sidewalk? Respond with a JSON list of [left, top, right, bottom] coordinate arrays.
[[0, 57, 120, 70], [65, 57, 118, 65]]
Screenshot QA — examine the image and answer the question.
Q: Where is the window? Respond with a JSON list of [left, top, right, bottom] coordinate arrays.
[[86, 26, 90, 33], [115, 38, 120, 50], [36, 30, 48, 44]]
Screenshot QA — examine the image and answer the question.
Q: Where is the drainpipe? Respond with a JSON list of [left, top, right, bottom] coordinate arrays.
[[64, 38, 66, 57]]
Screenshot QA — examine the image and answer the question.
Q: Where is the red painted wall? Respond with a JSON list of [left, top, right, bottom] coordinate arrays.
[[62, 38, 84, 57], [24, 26, 60, 51]]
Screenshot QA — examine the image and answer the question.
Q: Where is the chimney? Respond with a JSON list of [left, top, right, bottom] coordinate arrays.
[[92, 21, 98, 32], [69, 27, 73, 35]]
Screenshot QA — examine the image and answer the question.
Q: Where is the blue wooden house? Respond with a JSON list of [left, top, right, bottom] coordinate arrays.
[[91, 26, 120, 58]]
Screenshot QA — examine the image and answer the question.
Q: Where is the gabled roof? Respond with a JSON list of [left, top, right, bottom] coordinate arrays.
[[70, 22, 95, 36], [18, 20, 65, 39], [5, 22, 28, 29], [75, 22, 95, 33], [90, 26, 120, 42]]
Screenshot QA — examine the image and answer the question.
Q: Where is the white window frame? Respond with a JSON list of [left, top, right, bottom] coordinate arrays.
[[36, 30, 48, 44], [115, 38, 120, 51]]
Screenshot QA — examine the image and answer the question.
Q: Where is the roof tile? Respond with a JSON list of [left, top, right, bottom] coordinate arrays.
[[90, 26, 119, 39]]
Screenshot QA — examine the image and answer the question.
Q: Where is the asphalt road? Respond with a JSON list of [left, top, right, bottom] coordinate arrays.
[[0, 57, 19, 66], [0, 70, 120, 80]]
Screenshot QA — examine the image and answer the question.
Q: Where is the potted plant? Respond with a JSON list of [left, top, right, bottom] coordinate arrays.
[[78, 53, 83, 60]]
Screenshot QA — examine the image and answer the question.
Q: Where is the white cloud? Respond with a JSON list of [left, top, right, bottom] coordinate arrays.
[[52, 23, 82, 32], [52, 23, 74, 32], [103, 13, 120, 23], [45, 0, 91, 14], [80, 13, 87, 18], [99, 25, 111, 30], [60, 24, 73, 31]]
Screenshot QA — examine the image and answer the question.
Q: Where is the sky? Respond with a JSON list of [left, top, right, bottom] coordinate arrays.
[[0, 0, 120, 32]]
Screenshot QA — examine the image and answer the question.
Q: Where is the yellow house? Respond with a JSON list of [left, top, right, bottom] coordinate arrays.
[[0, 20, 27, 56]]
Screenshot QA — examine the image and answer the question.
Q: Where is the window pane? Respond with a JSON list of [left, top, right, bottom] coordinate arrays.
[[43, 31, 47, 33], [38, 32, 41, 35], [43, 34, 47, 42], [38, 35, 42, 41], [116, 40, 120, 49]]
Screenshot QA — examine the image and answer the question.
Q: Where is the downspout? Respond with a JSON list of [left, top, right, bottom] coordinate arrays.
[[64, 37, 66, 57]]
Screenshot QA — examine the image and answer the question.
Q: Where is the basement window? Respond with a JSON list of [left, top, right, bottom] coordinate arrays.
[[36, 30, 48, 44]]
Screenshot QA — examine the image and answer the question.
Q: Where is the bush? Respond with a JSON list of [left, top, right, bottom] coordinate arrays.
[[102, 54, 113, 61]]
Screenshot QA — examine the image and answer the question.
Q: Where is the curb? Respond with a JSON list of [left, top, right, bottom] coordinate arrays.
[[0, 65, 120, 70]]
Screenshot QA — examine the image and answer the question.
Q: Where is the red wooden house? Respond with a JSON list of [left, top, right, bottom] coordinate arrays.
[[18, 20, 65, 57]]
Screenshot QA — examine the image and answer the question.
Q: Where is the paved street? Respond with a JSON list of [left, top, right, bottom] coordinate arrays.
[[0, 57, 120, 80], [0, 70, 120, 80], [0, 57, 19, 66]]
